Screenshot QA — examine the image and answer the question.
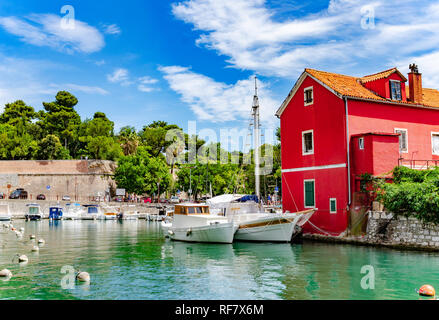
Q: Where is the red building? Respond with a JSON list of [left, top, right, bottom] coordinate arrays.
[[276, 64, 439, 235]]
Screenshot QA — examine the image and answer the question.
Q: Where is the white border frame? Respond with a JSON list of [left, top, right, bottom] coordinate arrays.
[[302, 129, 314, 155], [329, 198, 337, 214], [358, 137, 364, 150], [304, 179, 316, 209], [394, 128, 408, 154], [431, 132, 439, 156], [304, 86, 314, 106]]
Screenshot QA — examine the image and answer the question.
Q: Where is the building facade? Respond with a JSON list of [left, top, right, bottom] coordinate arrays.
[[0, 160, 116, 201], [276, 64, 439, 235]]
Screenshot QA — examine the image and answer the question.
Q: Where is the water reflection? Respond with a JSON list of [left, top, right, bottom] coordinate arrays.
[[1, 220, 439, 300]]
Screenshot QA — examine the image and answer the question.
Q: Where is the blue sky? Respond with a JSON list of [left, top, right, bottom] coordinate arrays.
[[1, 0, 439, 146]]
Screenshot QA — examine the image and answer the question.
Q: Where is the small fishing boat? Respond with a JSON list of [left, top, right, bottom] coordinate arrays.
[[49, 206, 63, 220], [80, 205, 103, 220], [102, 206, 119, 220], [0, 204, 12, 221], [25, 204, 44, 221], [166, 203, 237, 244], [63, 203, 83, 220]]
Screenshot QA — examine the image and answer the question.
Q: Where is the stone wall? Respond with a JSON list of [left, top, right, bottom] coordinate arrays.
[[0, 160, 116, 201], [366, 211, 439, 249]]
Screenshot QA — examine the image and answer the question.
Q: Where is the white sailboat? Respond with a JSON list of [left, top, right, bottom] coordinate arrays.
[[166, 203, 237, 244], [63, 203, 84, 220], [207, 78, 315, 242], [0, 204, 12, 221]]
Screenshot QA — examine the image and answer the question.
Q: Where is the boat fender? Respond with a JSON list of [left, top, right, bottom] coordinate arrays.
[[418, 285, 436, 297], [14, 254, 28, 263], [186, 229, 192, 237], [168, 230, 175, 236], [76, 271, 91, 283], [0, 269, 12, 278]]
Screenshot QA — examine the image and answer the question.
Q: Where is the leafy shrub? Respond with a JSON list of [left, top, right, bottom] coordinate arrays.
[[377, 167, 439, 225]]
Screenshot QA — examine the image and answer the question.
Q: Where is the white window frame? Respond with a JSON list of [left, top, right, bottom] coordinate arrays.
[[390, 80, 402, 101], [358, 137, 364, 150], [431, 132, 439, 156], [329, 198, 337, 214], [304, 86, 314, 106], [394, 128, 408, 154], [304, 179, 316, 209], [302, 130, 314, 155]]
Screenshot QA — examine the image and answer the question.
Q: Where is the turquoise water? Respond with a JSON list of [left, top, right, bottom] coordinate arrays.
[[1, 220, 439, 300]]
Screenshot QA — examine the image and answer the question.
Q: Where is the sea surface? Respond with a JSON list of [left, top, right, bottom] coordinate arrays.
[[1, 220, 438, 300]]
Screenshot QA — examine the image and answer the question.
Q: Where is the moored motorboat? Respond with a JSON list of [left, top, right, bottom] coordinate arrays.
[[0, 204, 12, 221], [63, 203, 83, 220], [80, 205, 103, 220], [25, 204, 44, 221], [49, 206, 63, 220], [166, 203, 237, 244]]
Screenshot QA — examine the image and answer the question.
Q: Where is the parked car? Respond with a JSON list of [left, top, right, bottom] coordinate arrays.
[[9, 188, 28, 200], [113, 196, 123, 202], [36, 194, 46, 200], [142, 197, 152, 203], [170, 196, 180, 204], [62, 195, 71, 201]]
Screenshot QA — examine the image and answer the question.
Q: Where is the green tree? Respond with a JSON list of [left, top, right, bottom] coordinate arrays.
[[36, 134, 65, 160], [114, 146, 171, 196], [118, 126, 140, 156], [79, 112, 123, 160], [39, 91, 81, 154]]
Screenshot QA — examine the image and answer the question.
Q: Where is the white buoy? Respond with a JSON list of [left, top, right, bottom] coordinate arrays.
[[30, 235, 35, 240], [0, 269, 12, 278], [38, 239, 45, 244], [31, 246, 39, 252], [17, 255, 28, 263], [20, 227, 24, 232], [76, 272, 90, 283]]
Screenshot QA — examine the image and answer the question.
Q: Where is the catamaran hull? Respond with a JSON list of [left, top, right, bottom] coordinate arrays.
[[168, 223, 237, 244], [234, 220, 296, 242]]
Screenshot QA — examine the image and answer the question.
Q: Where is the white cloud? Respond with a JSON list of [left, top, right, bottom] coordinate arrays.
[[137, 76, 159, 92], [0, 14, 105, 54], [62, 84, 109, 95], [160, 65, 279, 126], [107, 68, 132, 86], [172, 0, 439, 78], [103, 23, 121, 35]]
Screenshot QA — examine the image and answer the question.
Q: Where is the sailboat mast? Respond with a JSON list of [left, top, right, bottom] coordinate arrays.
[[252, 76, 261, 200]]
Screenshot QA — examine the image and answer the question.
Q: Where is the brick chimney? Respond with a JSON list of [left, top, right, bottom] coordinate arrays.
[[408, 63, 423, 104]]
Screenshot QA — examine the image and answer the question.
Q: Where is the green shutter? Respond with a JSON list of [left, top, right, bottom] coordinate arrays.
[[330, 199, 336, 212], [304, 181, 315, 207]]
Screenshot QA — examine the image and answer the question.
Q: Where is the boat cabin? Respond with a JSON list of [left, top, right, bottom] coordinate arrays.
[[49, 206, 63, 220], [83, 205, 99, 214], [174, 204, 210, 215]]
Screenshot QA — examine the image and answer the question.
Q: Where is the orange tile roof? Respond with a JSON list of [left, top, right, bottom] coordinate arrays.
[[305, 68, 386, 101], [360, 68, 407, 83], [305, 68, 439, 109]]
